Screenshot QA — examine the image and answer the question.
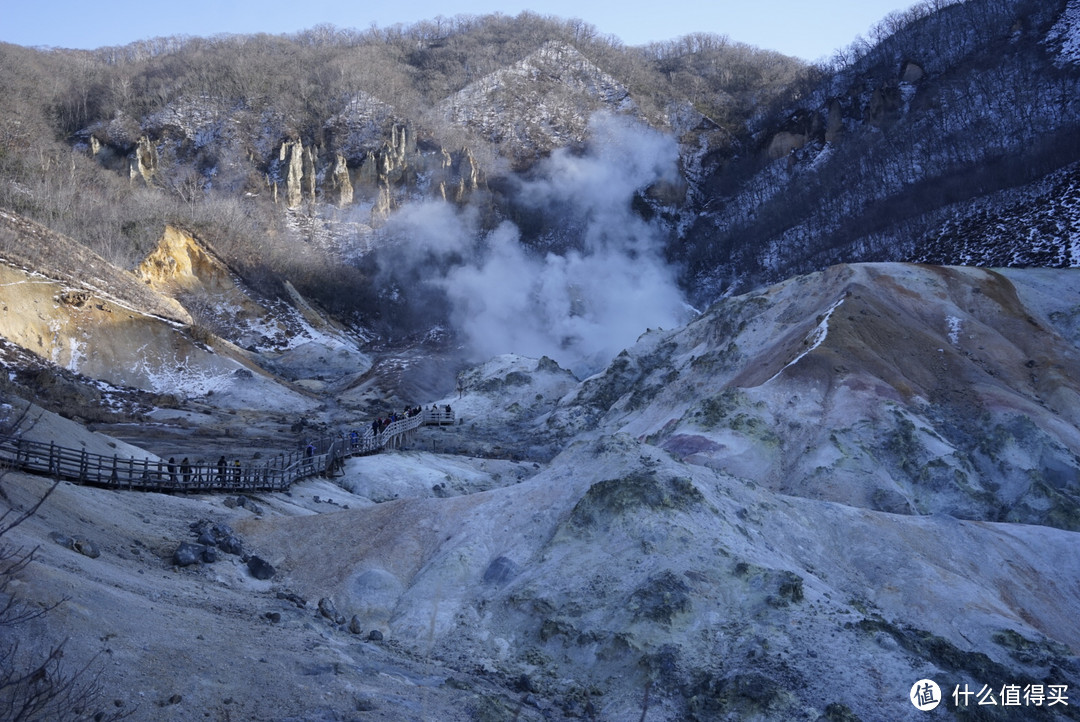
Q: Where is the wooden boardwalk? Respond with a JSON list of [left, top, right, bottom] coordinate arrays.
[[0, 407, 455, 494]]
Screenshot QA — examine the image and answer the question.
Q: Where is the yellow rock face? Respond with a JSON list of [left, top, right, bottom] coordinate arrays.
[[0, 261, 236, 393], [138, 226, 231, 295], [136, 225, 272, 327]]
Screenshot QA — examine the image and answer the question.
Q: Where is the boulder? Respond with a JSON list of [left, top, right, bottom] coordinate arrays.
[[276, 590, 307, 609], [247, 555, 275, 580], [49, 532, 100, 559], [173, 542, 204, 567], [317, 597, 339, 622], [71, 538, 100, 559], [190, 520, 243, 555], [218, 535, 244, 556]]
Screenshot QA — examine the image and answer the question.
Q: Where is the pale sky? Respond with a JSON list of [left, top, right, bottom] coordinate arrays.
[[2, 0, 922, 62]]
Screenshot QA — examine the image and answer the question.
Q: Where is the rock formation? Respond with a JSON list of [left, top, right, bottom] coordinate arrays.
[[435, 147, 484, 203], [280, 139, 305, 208], [129, 135, 158, 186], [302, 144, 317, 203], [137, 225, 236, 296], [328, 152, 353, 207]]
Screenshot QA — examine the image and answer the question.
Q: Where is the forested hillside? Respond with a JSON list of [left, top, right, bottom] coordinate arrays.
[[680, 0, 1080, 300], [0, 13, 805, 331], [1, 0, 1078, 336]]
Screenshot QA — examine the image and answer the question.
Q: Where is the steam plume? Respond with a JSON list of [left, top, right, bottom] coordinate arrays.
[[379, 113, 690, 376]]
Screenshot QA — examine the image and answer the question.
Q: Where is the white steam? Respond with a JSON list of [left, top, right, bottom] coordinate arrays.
[[383, 114, 690, 376]]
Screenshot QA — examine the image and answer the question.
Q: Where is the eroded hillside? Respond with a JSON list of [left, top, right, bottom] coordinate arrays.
[[550, 263, 1080, 530], [4, 262, 1080, 721]]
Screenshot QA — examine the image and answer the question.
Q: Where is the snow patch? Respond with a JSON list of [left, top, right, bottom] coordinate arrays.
[[67, 336, 87, 373], [766, 296, 845, 384], [130, 349, 239, 397], [946, 315, 962, 345], [1047, 0, 1080, 66]]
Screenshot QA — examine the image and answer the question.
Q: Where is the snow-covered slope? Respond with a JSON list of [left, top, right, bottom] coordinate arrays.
[[552, 263, 1080, 530], [234, 262, 1080, 720], [440, 41, 637, 167], [6, 261, 1080, 721]]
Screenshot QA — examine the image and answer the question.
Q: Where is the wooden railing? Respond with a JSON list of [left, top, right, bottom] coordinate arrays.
[[0, 407, 456, 493]]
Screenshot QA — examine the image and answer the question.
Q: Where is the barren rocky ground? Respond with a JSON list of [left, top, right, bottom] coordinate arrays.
[[3, 434, 550, 722], [3, 263, 1080, 722]]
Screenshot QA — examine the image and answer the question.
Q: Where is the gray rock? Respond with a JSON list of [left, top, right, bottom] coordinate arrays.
[[71, 538, 100, 559], [367, 629, 383, 642], [50, 532, 101, 559], [48, 531, 73, 547], [276, 590, 307, 608], [515, 673, 535, 693], [234, 495, 263, 514], [173, 542, 204, 567], [317, 597, 339, 622], [218, 535, 244, 556], [482, 556, 521, 585], [247, 555, 275, 580], [348, 616, 363, 635]]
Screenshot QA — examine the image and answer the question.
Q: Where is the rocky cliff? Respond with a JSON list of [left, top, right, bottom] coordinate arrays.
[[0, 212, 370, 421], [0, 229, 241, 397]]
